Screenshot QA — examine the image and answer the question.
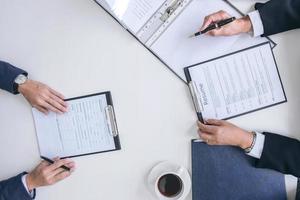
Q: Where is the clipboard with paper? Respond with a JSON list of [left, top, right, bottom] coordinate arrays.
[[32, 91, 121, 159], [184, 42, 286, 121], [95, 0, 275, 82]]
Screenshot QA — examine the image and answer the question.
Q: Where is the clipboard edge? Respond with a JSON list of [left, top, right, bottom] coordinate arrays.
[[184, 42, 287, 122]]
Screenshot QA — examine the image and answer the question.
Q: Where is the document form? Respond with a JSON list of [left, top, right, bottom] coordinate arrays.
[[32, 93, 120, 158], [185, 42, 286, 120], [102, 0, 165, 33]]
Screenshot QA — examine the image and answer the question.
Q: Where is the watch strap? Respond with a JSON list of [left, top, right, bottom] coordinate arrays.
[[244, 132, 257, 153], [13, 74, 28, 94]]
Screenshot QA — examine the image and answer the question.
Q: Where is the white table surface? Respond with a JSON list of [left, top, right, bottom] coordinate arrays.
[[0, 0, 299, 199]]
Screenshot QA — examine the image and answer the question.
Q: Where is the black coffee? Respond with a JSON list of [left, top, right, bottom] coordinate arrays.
[[157, 173, 183, 197]]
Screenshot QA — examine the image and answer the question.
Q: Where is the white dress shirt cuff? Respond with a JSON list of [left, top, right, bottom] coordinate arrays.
[[21, 174, 34, 198], [246, 132, 265, 159], [248, 10, 264, 37]]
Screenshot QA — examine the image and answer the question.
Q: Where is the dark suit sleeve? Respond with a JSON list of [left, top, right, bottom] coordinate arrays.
[[256, 132, 300, 178], [254, 0, 300, 36], [0, 172, 36, 200], [0, 61, 28, 94]]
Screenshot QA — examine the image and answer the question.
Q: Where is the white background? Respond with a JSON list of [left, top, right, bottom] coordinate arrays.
[[0, 0, 299, 199]]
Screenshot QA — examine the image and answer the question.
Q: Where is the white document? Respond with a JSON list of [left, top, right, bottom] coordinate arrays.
[[102, 0, 117, 8], [96, 0, 272, 81], [150, 0, 270, 80], [98, 0, 164, 33], [32, 94, 117, 158], [187, 43, 286, 120]]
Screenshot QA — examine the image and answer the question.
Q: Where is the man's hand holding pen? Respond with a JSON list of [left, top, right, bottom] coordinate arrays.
[[26, 158, 75, 192], [193, 10, 253, 37]]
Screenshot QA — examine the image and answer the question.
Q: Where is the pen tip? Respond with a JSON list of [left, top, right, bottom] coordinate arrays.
[[188, 34, 195, 38]]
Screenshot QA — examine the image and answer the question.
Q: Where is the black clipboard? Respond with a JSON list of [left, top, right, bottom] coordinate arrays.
[[42, 91, 121, 159], [184, 42, 287, 122], [93, 0, 277, 84]]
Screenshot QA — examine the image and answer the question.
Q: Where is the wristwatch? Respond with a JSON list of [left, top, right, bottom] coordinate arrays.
[[14, 74, 28, 92], [244, 132, 257, 153]]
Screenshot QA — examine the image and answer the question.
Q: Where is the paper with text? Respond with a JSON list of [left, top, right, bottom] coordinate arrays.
[[150, 0, 269, 80], [32, 94, 116, 158], [187, 43, 286, 120], [97, 0, 164, 33]]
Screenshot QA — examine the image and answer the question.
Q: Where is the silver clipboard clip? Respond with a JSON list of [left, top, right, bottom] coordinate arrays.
[[105, 105, 119, 137], [160, 0, 184, 22], [188, 81, 204, 113]]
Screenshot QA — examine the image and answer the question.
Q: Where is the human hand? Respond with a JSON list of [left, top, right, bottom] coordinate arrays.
[[197, 119, 253, 149], [18, 79, 68, 114], [200, 10, 252, 36], [26, 158, 75, 192]]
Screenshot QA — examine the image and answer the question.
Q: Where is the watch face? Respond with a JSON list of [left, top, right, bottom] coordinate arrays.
[[15, 74, 28, 85]]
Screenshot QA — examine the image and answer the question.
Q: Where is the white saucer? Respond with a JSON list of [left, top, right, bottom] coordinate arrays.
[[147, 161, 191, 200]]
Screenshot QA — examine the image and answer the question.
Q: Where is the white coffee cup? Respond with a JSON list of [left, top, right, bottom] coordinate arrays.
[[148, 161, 191, 200]]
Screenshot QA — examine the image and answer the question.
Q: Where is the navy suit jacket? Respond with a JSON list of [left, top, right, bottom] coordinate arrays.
[[256, 133, 300, 199], [255, 0, 300, 36], [0, 173, 35, 200], [257, 133, 300, 177], [0, 61, 27, 94], [0, 61, 34, 199]]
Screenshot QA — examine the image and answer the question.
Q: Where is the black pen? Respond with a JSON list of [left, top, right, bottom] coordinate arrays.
[[189, 17, 236, 38], [41, 156, 71, 171], [197, 112, 204, 123]]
